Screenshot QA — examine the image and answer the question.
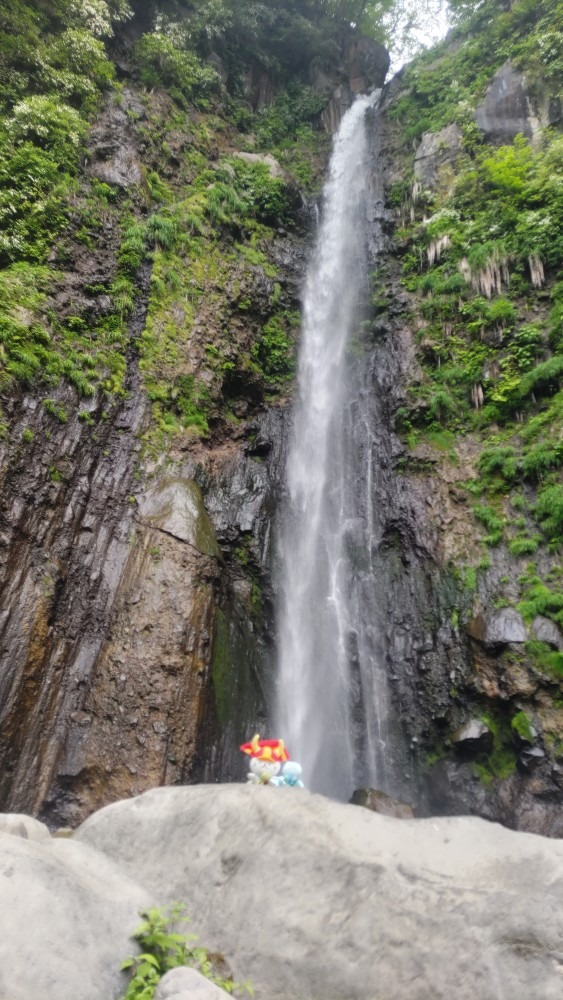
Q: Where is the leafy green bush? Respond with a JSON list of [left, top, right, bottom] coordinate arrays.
[[508, 534, 541, 556], [473, 503, 505, 546], [120, 903, 248, 999], [256, 85, 326, 148], [518, 581, 563, 626], [205, 182, 247, 225], [42, 27, 115, 97], [478, 446, 519, 483], [146, 214, 179, 251], [135, 34, 218, 107], [7, 95, 87, 161], [230, 159, 293, 225], [67, 0, 132, 39], [517, 355, 563, 402], [535, 484, 563, 542], [252, 311, 298, 384], [521, 440, 562, 481], [428, 388, 456, 424], [524, 640, 563, 678], [473, 711, 517, 784], [118, 220, 148, 276]]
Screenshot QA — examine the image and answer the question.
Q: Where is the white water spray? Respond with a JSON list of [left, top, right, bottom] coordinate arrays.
[[276, 96, 390, 799]]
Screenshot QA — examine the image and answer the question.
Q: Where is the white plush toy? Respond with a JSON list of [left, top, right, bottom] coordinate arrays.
[[247, 756, 282, 784]]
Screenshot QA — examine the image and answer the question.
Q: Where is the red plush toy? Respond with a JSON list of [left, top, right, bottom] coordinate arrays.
[[240, 734, 290, 783]]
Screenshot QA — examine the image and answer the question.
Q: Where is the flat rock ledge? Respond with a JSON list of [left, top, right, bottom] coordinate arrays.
[[3, 785, 563, 1000]]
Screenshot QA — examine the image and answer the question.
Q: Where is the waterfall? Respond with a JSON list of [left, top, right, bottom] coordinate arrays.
[[276, 95, 390, 800]]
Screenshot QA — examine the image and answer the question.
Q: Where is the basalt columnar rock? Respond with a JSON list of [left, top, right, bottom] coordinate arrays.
[[5, 785, 563, 1000]]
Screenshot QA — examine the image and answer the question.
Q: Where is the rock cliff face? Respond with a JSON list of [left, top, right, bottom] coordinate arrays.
[[0, 3, 393, 827], [0, 0, 561, 836], [371, 14, 563, 833], [0, 82, 300, 824]]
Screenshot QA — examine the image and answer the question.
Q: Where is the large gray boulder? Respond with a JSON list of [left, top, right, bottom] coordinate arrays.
[[75, 784, 563, 1000], [0, 832, 149, 1000]]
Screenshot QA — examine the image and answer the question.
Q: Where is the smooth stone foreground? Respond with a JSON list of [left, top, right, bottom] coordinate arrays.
[[154, 967, 229, 999], [75, 785, 563, 1000], [3, 785, 563, 999], [0, 831, 149, 1000]]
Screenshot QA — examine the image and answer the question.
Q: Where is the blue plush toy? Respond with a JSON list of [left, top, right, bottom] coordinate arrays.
[[271, 761, 305, 788]]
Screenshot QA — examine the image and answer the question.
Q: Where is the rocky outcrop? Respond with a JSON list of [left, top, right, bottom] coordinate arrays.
[[474, 61, 562, 144], [374, 43, 563, 834], [6, 786, 563, 1000], [320, 35, 389, 131], [72, 785, 563, 999], [0, 76, 302, 826], [475, 62, 537, 142], [321, 83, 356, 132], [466, 608, 528, 647], [346, 36, 390, 94], [87, 92, 143, 188], [414, 124, 462, 188], [452, 719, 493, 757], [531, 616, 563, 651]]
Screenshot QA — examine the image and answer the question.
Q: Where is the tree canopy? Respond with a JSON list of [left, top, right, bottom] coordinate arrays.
[[132, 0, 452, 78]]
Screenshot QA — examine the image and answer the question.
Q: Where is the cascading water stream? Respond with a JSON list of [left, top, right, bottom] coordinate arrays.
[[276, 95, 391, 800]]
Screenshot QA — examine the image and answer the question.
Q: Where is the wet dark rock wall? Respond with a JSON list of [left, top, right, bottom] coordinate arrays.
[[0, 359, 147, 820]]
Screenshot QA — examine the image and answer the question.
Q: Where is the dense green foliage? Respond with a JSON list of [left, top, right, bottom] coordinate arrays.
[[391, 0, 563, 135], [0, 0, 136, 420], [0, 0, 327, 434], [119, 904, 248, 998], [391, 0, 562, 564]]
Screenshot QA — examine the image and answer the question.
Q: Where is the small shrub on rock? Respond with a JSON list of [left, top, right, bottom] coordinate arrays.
[[119, 903, 250, 998]]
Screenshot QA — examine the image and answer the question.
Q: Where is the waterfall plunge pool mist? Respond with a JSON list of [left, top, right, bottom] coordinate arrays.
[[276, 94, 393, 802]]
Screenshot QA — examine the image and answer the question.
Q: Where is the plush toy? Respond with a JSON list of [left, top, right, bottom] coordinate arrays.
[[240, 734, 289, 784], [240, 735, 304, 787], [247, 756, 282, 784], [271, 761, 304, 788]]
